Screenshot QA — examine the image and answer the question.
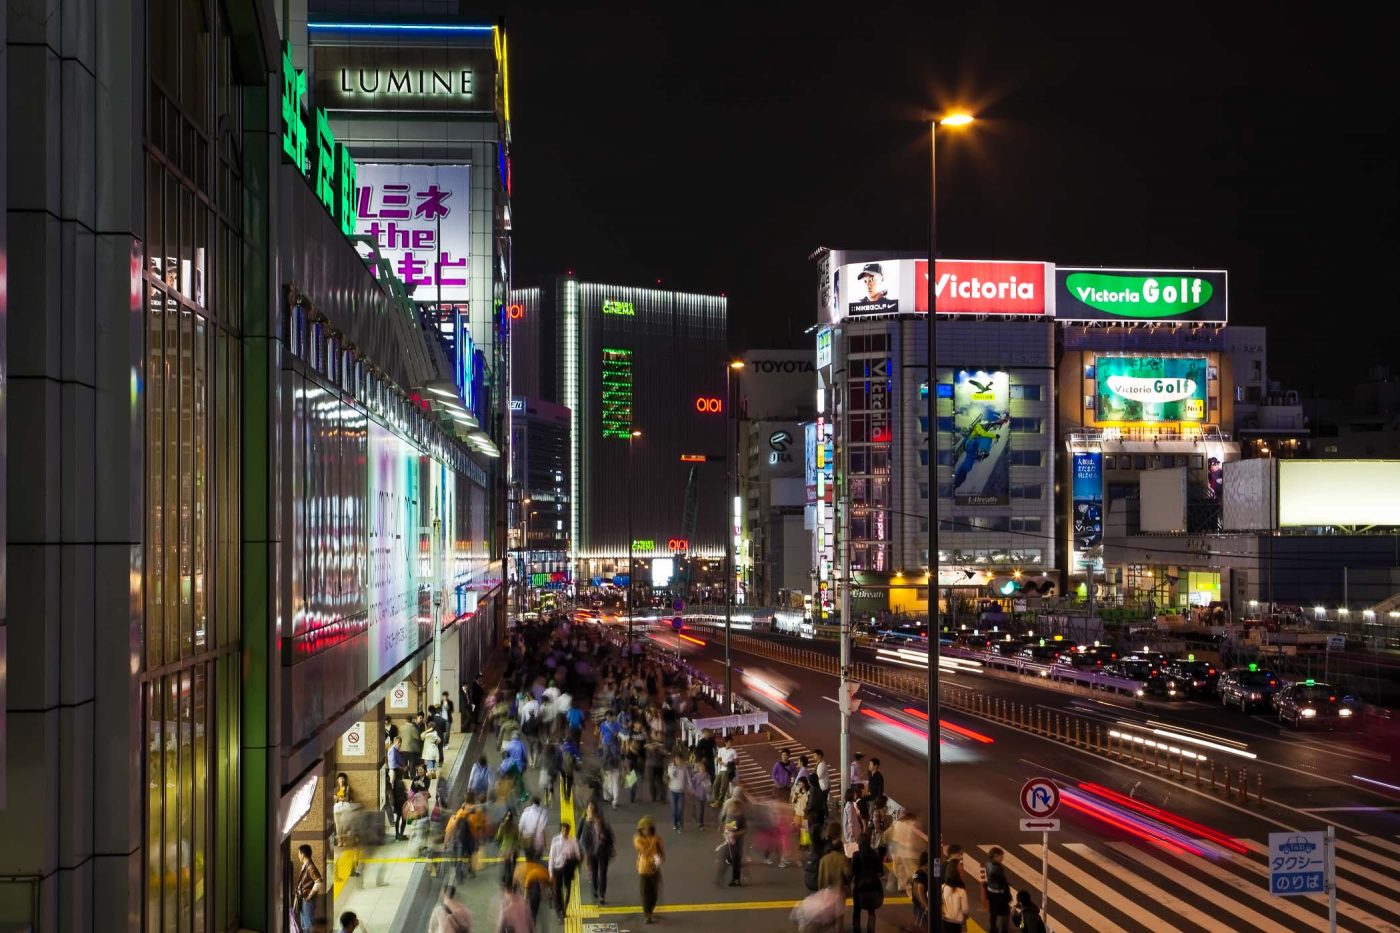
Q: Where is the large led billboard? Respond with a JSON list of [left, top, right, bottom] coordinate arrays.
[[838, 259, 1051, 321], [1278, 461, 1400, 527], [950, 370, 1010, 506], [1094, 356, 1207, 424], [1057, 268, 1227, 323], [1071, 451, 1103, 570], [356, 163, 471, 301]]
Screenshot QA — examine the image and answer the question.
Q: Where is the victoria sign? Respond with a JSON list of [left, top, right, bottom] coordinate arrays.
[[1056, 268, 1227, 323]]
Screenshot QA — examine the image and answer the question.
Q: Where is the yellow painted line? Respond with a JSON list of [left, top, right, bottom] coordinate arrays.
[[357, 855, 505, 865], [596, 896, 912, 914]]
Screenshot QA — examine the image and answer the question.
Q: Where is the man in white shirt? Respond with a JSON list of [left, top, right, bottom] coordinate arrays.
[[813, 748, 830, 794], [519, 796, 549, 859], [711, 735, 738, 805], [548, 821, 583, 921], [847, 752, 866, 794]]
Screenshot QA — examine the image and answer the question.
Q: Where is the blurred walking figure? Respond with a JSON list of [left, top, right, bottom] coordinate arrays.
[[633, 817, 666, 924]]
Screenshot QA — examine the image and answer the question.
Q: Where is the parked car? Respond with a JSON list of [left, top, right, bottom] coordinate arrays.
[[1165, 661, 1220, 698], [1018, 644, 1058, 664], [1276, 681, 1355, 729], [1218, 667, 1281, 712], [1106, 657, 1176, 698]]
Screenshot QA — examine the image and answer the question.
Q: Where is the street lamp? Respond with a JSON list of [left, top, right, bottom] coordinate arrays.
[[628, 429, 642, 652], [517, 495, 532, 621], [928, 109, 974, 914], [725, 360, 744, 711]]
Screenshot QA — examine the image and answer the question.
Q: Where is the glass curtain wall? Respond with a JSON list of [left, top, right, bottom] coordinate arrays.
[[143, 0, 243, 927]]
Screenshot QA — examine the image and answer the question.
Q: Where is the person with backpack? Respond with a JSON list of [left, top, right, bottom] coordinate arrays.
[[983, 846, 1013, 932], [578, 800, 616, 904], [1012, 889, 1048, 933]]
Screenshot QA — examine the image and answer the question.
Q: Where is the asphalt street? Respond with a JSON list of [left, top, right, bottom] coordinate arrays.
[[659, 623, 1400, 933]]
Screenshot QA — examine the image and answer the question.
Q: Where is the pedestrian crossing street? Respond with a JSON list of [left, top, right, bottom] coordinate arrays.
[[966, 833, 1400, 933], [733, 729, 838, 803]]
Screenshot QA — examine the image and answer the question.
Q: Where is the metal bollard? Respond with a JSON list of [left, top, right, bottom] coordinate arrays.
[[1224, 766, 1231, 797], [1240, 769, 1249, 802], [1195, 756, 1201, 785], [1096, 725, 1103, 754], [1256, 771, 1263, 803]]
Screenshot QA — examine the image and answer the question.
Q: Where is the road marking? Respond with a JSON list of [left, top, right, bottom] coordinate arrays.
[[594, 896, 913, 914], [1337, 838, 1400, 877], [1106, 842, 1293, 933], [1034, 843, 1183, 933], [1361, 834, 1400, 855], [1303, 805, 1400, 812], [991, 845, 1129, 933], [1065, 842, 1226, 932]]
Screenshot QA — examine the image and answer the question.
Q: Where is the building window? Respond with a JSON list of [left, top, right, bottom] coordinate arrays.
[[1011, 484, 1042, 499], [935, 416, 954, 432], [1010, 417, 1042, 433], [1011, 516, 1043, 533], [1009, 384, 1042, 401], [1008, 450, 1042, 467]]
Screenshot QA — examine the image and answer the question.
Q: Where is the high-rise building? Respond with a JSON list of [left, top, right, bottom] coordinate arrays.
[[512, 278, 729, 586], [811, 251, 1058, 624], [510, 395, 571, 586], [0, 4, 511, 926], [736, 350, 816, 606]]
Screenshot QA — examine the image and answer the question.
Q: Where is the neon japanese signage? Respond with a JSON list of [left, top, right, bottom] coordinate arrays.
[[695, 397, 722, 413], [281, 41, 358, 239], [602, 299, 635, 316]]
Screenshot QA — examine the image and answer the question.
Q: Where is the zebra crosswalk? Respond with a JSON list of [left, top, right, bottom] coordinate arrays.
[[965, 832, 1400, 933]]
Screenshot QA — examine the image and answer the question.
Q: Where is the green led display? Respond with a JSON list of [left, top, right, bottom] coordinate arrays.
[[602, 347, 633, 438], [603, 299, 636, 316]]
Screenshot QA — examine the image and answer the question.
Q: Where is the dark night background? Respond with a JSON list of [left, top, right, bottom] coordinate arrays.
[[496, 1, 1398, 392]]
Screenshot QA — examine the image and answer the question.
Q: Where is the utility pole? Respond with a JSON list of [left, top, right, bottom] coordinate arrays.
[[837, 375, 852, 802]]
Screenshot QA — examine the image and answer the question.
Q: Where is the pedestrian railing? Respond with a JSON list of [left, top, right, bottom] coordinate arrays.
[[681, 712, 770, 742]]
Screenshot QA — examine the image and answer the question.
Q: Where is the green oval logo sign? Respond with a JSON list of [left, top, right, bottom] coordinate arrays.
[[1065, 272, 1213, 318]]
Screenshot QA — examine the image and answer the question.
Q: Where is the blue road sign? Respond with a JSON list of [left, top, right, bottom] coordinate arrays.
[[671, 616, 684, 631], [1268, 831, 1325, 896]]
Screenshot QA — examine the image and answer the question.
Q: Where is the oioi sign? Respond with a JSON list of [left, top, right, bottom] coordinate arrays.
[[1056, 267, 1227, 323]]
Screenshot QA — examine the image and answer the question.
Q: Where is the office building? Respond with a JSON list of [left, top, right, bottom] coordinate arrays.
[[510, 395, 571, 585], [811, 251, 1058, 624], [736, 350, 816, 605], [512, 277, 729, 582]]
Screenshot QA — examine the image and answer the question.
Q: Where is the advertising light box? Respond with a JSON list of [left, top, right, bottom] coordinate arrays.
[[1057, 268, 1227, 323], [837, 258, 1052, 321], [357, 163, 471, 301], [950, 370, 1011, 506], [1095, 356, 1207, 424], [1278, 460, 1400, 527]]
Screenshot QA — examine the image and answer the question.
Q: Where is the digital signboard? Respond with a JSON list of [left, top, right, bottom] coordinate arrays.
[[1094, 357, 1207, 424], [1057, 268, 1227, 323], [950, 370, 1010, 506]]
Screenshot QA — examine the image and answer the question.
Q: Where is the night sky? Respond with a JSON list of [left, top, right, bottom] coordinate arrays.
[[498, 1, 1398, 392]]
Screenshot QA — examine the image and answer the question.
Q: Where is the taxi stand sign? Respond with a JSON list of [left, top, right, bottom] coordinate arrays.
[[1270, 828, 1337, 931]]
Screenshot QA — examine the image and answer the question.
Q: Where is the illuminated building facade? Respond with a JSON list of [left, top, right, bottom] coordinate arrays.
[[511, 278, 728, 582]]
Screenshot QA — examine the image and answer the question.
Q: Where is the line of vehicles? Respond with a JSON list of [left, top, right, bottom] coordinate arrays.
[[947, 632, 1373, 732]]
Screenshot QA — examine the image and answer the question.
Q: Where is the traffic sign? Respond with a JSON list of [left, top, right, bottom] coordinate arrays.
[[671, 616, 684, 632], [1020, 778, 1060, 818], [1268, 831, 1326, 896], [1019, 818, 1060, 832], [1325, 634, 1345, 652], [673, 598, 685, 612]]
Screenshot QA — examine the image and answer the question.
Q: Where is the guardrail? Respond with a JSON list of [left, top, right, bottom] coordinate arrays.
[[681, 712, 770, 743], [940, 647, 1143, 697], [939, 680, 1265, 804]]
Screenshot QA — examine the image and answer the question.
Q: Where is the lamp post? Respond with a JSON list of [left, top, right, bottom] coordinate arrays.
[[525, 510, 539, 611], [724, 360, 744, 711], [928, 110, 973, 924], [628, 429, 642, 653]]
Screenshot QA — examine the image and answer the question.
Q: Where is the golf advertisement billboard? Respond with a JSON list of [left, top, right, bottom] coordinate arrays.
[[1095, 356, 1207, 424]]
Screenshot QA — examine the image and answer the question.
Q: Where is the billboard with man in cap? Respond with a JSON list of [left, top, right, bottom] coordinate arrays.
[[846, 262, 901, 315]]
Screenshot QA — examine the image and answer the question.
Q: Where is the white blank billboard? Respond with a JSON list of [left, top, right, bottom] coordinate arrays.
[[1140, 467, 1188, 533], [1279, 460, 1400, 527]]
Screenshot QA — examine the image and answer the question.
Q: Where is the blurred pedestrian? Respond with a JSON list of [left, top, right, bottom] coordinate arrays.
[[548, 821, 582, 922], [720, 797, 747, 886], [771, 748, 796, 793], [1012, 889, 1047, 933], [983, 846, 1012, 933], [666, 753, 688, 831], [850, 832, 884, 933], [942, 866, 970, 932], [910, 851, 931, 930], [579, 800, 615, 904], [634, 817, 666, 924]]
